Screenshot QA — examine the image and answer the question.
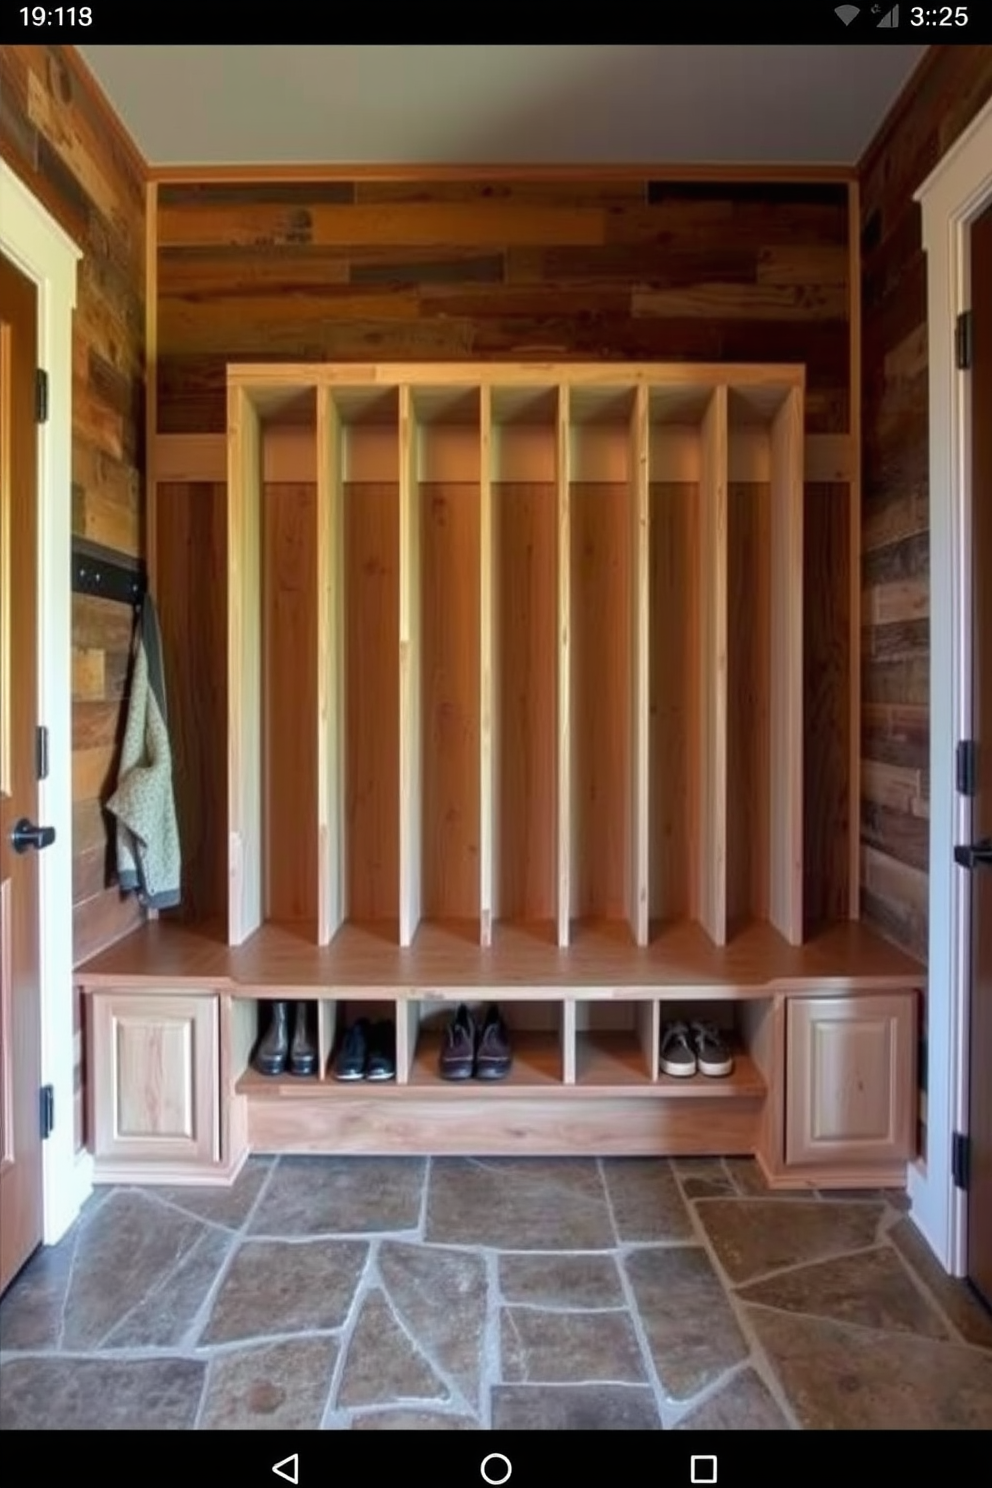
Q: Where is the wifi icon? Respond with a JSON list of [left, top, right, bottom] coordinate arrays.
[[835, 4, 860, 20]]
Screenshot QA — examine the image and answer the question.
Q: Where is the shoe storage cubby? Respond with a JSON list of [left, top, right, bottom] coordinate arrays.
[[107, 360, 922, 1179], [402, 998, 566, 1088]]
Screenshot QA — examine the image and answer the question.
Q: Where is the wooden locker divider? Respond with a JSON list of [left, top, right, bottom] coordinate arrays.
[[556, 384, 571, 948], [479, 385, 495, 947], [317, 386, 345, 945], [399, 384, 422, 947], [769, 386, 805, 944], [629, 385, 650, 946], [697, 386, 729, 947], [227, 383, 263, 946]]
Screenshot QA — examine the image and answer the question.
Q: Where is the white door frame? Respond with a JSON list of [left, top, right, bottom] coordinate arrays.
[[0, 160, 90, 1245], [913, 98, 992, 1275]]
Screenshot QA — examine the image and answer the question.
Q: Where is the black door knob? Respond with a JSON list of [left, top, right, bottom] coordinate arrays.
[[954, 839, 992, 870], [10, 819, 56, 854]]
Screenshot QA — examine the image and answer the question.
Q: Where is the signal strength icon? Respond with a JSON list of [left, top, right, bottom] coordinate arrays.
[[877, 4, 899, 23], [835, 4, 860, 21]]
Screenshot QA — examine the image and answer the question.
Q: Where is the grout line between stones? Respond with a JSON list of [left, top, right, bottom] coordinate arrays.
[[318, 1234, 379, 1430], [680, 1169, 802, 1430], [598, 1157, 677, 1429]]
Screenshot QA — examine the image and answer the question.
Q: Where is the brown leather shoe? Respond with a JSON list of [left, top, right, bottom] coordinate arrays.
[[475, 1004, 512, 1080], [439, 1003, 475, 1081]]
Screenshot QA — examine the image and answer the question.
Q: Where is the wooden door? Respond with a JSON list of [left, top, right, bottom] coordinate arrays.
[[0, 251, 46, 1295], [965, 204, 992, 1309]]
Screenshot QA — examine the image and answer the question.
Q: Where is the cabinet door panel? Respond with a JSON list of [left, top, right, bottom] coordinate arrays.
[[786, 994, 915, 1166], [91, 994, 219, 1166]]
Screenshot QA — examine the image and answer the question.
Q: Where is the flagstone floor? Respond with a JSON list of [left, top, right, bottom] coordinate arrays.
[[1, 1156, 990, 1429]]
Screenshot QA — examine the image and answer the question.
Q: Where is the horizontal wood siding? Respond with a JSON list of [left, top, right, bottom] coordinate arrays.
[[155, 177, 851, 437], [859, 45, 992, 968]]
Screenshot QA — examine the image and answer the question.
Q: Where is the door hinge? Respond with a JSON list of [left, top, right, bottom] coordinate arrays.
[[952, 1130, 970, 1190], [956, 310, 973, 371], [956, 739, 977, 796], [35, 368, 48, 423], [40, 1084, 54, 1141], [35, 724, 49, 781]]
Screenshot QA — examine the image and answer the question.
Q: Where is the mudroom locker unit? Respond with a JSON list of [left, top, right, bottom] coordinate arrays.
[[76, 360, 923, 1188]]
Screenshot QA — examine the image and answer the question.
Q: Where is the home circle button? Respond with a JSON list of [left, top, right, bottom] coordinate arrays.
[[480, 1453, 512, 1485]]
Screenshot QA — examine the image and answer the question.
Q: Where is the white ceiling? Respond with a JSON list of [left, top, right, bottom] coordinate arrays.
[[78, 45, 926, 168]]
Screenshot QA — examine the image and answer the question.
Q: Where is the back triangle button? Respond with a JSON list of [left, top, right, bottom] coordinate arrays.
[[273, 1456, 298, 1485]]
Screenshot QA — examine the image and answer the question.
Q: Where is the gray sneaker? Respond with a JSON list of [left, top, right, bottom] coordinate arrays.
[[690, 1021, 734, 1078], [659, 1021, 697, 1078]]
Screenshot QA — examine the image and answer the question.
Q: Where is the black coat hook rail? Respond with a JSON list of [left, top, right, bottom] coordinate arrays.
[[71, 538, 147, 609]]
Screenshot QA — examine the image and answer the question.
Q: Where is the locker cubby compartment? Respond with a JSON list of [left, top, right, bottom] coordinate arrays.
[[567, 385, 642, 946], [402, 998, 567, 1089], [323, 999, 399, 1082], [647, 385, 713, 938], [403, 387, 483, 945], [724, 382, 803, 946], [572, 1001, 658, 1088], [486, 386, 561, 944], [237, 994, 325, 1089], [655, 1000, 766, 1097]]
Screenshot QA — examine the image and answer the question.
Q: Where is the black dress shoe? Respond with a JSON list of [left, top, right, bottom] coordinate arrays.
[[289, 1000, 318, 1077], [367, 1020, 396, 1082], [334, 1019, 371, 1081], [475, 1003, 512, 1080], [254, 1000, 290, 1076], [439, 1004, 475, 1081]]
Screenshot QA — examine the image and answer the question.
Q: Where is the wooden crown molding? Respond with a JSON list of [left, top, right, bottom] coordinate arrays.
[[148, 160, 856, 185]]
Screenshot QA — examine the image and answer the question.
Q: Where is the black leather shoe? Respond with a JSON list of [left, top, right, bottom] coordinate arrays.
[[475, 1004, 512, 1080], [289, 1000, 318, 1077], [254, 1000, 290, 1076], [367, 1020, 396, 1082], [439, 1003, 475, 1081], [334, 1019, 370, 1081]]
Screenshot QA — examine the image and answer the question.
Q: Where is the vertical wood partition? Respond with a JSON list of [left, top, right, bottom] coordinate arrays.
[[399, 385, 421, 946], [556, 386, 571, 948], [479, 388, 494, 947], [769, 387, 805, 944], [629, 385, 650, 946], [317, 387, 345, 944], [227, 384, 263, 946], [697, 387, 729, 946]]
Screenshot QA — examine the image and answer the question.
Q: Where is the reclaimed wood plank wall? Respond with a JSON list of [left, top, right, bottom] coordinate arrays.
[[859, 45, 992, 962], [859, 43, 992, 1152], [0, 44, 147, 1150], [154, 173, 856, 939]]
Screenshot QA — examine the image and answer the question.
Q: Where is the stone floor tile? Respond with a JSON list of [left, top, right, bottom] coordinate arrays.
[[153, 1157, 274, 1230], [737, 1247, 948, 1339], [491, 1384, 662, 1429], [249, 1157, 426, 1236], [673, 1366, 790, 1429], [746, 1305, 992, 1429], [0, 1229, 76, 1351], [602, 1159, 694, 1242], [198, 1336, 337, 1428], [695, 1199, 885, 1285], [888, 1219, 992, 1350], [0, 1356, 205, 1429], [106, 1228, 233, 1348], [498, 1252, 624, 1309], [61, 1192, 206, 1349], [350, 1409, 479, 1429], [501, 1306, 645, 1383], [623, 1245, 748, 1401], [201, 1238, 367, 1344], [336, 1290, 449, 1407], [426, 1159, 613, 1250], [377, 1241, 487, 1406]]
